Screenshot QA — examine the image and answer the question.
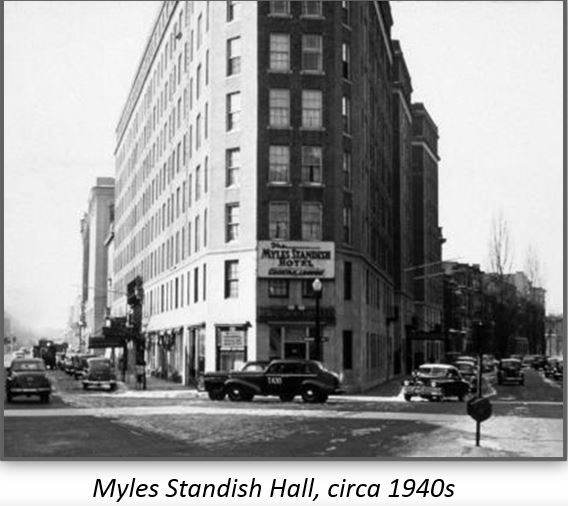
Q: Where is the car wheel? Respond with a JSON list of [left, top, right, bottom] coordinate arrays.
[[208, 389, 226, 401], [458, 393, 466, 402], [404, 394, 412, 402], [301, 385, 323, 403], [227, 385, 252, 402], [279, 394, 295, 402]]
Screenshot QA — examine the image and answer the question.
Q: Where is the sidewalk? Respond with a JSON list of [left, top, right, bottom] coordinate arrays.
[[114, 374, 202, 399]]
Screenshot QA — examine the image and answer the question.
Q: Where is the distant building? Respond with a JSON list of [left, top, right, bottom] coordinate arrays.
[[408, 103, 444, 368], [545, 314, 563, 358], [81, 177, 115, 347], [443, 262, 484, 354]]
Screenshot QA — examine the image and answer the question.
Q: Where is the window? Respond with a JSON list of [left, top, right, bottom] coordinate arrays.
[[195, 215, 200, 251], [343, 206, 352, 244], [226, 203, 240, 242], [269, 202, 289, 239], [269, 1, 290, 16], [302, 202, 322, 240], [196, 64, 202, 100], [197, 14, 203, 48], [194, 267, 199, 302], [227, 0, 240, 21], [302, 279, 316, 298], [203, 208, 208, 247], [344, 260, 352, 301], [269, 279, 289, 298], [342, 42, 350, 79], [226, 148, 240, 186], [343, 151, 351, 189], [269, 145, 290, 183], [301, 1, 322, 17], [343, 330, 353, 370], [196, 114, 201, 150], [203, 263, 207, 300], [301, 146, 322, 184], [302, 35, 323, 72], [341, 0, 350, 25], [269, 89, 290, 128], [342, 95, 351, 133], [225, 260, 239, 298], [227, 37, 241, 76], [302, 90, 322, 129], [269, 34, 290, 72], [195, 165, 201, 200], [227, 92, 241, 130]]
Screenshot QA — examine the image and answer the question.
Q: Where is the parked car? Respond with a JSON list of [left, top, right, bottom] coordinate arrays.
[[73, 354, 97, 380], [497, 358, 525, 385], [5, 358, 52, 403], [544, 357, 563, 380], [402, 364, 471, 402], [82, 357, 117, 391], [204, 359, 342, 403], [454, 360, 477, 389]]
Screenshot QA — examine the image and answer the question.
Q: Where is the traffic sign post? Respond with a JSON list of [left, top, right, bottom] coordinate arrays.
[[467, 396, 492, 446]]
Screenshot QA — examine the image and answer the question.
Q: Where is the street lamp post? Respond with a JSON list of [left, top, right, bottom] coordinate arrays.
[[312, 278, 322, 362]]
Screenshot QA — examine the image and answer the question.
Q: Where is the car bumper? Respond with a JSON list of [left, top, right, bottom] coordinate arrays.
[[403, 385, 442, 398], [9, 387, 51, 394], [83, 380, 116, 387]]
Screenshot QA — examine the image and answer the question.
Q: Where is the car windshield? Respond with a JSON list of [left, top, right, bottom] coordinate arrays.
[[417, 366, 450, 377], [89, 360, 111, 370], [501, 360, 521, 368], [12, 361, 45, 372], [456, 363, 474, 372]]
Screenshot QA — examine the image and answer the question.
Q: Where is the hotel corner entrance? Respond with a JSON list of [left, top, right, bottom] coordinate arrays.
[[269, 325, 318, 361]]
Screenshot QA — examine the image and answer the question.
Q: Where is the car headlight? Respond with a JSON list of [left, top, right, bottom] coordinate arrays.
[[431, 381, 437, 387], [403, 380, 410, 386]]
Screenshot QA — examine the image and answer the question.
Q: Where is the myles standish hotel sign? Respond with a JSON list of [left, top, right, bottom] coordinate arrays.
[[258, 241, 335, 279]]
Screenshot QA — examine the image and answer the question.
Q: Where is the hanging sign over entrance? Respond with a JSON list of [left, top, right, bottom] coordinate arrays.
[[258, 241, 335, 279]]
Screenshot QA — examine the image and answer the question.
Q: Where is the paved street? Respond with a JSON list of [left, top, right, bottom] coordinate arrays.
[[4, 367, 563, 458]]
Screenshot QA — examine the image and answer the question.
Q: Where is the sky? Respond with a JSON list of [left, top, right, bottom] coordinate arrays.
[[4, 1, 564, 332]]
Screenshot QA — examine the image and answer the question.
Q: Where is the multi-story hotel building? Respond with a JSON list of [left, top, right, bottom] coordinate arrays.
[[111, 0, 442, 391]]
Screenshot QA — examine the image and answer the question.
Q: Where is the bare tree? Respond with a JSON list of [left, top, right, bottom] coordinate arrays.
[[524, 243, 543, 288], [488, 211, 513, 277]]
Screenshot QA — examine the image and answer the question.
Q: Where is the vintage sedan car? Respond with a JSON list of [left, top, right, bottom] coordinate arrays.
[[454, 360, 477, 389], [544, 357, 563, 380], [5, 358, 52, 403], [204, 359, 342, 403], [82, 357, 117, 391], [497, 358, 525, 385], [403, 364, 471, 402], [72, 353, 97, 380]]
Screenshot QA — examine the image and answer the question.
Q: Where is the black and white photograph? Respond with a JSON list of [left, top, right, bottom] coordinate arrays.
[[3, 0, 564, 474]]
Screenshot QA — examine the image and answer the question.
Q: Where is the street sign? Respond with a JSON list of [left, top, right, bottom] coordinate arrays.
[[467, 396, 492, 423]]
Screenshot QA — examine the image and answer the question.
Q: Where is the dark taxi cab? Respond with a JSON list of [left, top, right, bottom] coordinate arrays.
[[204, 359, 341, 403], [5, 358, 52, 403]]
